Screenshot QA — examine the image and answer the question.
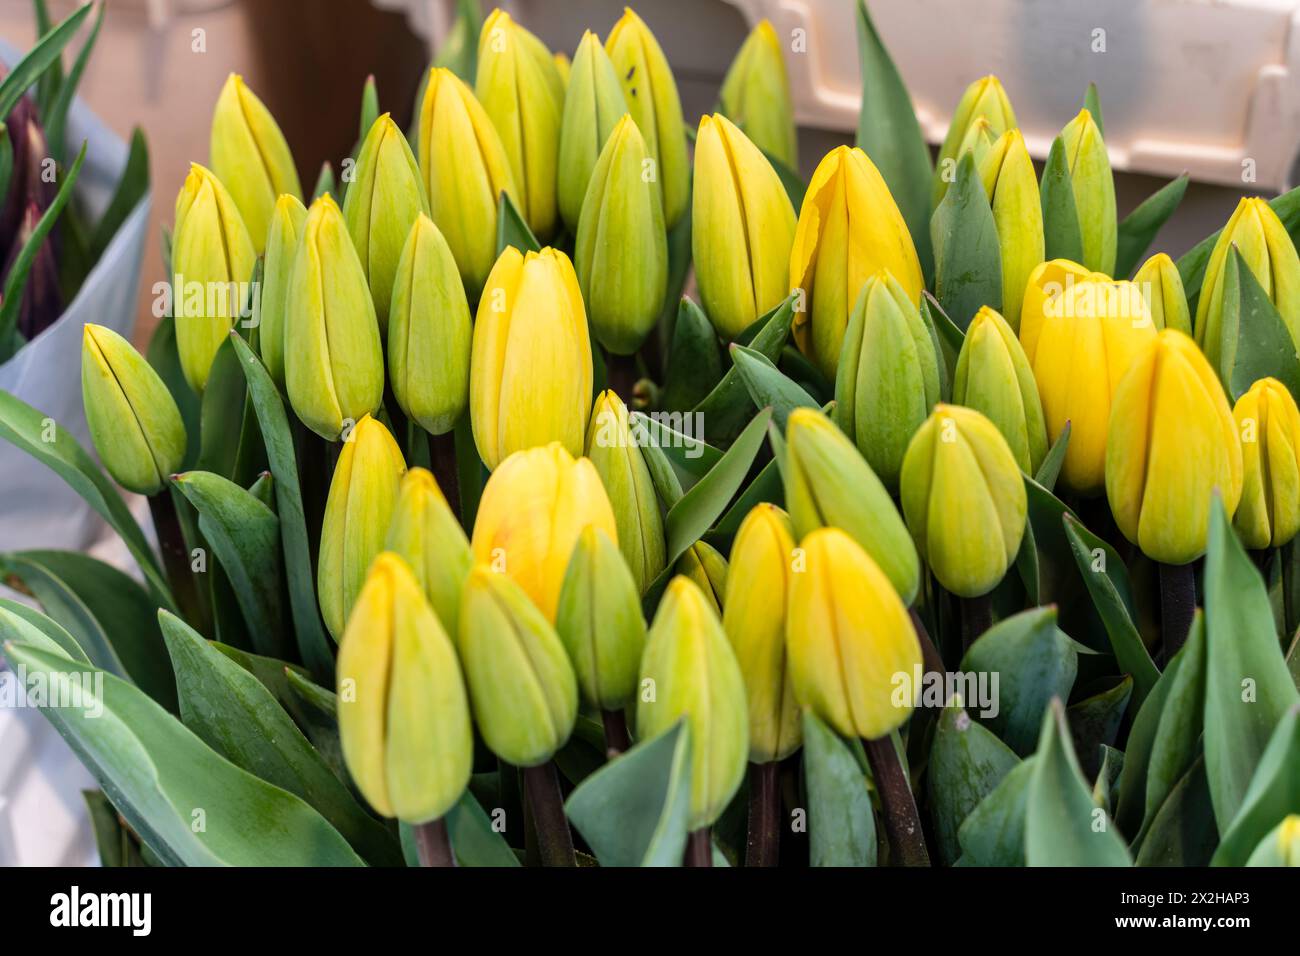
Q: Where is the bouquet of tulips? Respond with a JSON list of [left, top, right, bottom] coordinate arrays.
[[1, 0, 1297, 869]]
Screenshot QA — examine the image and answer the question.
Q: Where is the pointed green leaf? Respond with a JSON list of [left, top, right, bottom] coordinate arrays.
[[496, 190, 541, 257], [1114, 175, 1188, 279], [660, 298, 723, 412], [1034, 421, 1070, 492], [1135, 757, 1217, 866], [729, 344, 818, 430], [1040, 135, 1085, 264], [0, 597, 89, 663], [1211, 704, 1300, 865], [956, 755, 1036, 866], [931, 151, 1001, 331], [1067, 675, 1133, 780], [804, 710, 877, 866], [1221, 246, 1300, 400], [0, 2, 91, 119]]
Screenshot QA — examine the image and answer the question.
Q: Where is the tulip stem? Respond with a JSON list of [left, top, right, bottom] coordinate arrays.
[[413, 818, 455, 867], [960, 594, 992, 651], [149, 488, 205, 630], [428, 429, 460, 512], [862, 734, 930, 867], [909, 608, 947, 677], [522, 761, 575, 867], [1158, 561, 1196, 661], [745, 761, 781, 867], [600, 708, 631, 759], [684, 828, 713, 867]]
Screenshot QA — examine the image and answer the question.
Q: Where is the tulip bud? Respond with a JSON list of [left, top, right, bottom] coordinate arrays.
[[469, 247, 594, 469], [789, 145, 924, 382], [574, 114, 667, 354], [1018, 258, 1094, 364], [418, 67, 519, 298], [337, 553, 472, 822], [319, 416, 407, 640], [785, 407, 920, 603], [257, 194, 307, 388], [637, 576, 748, 830], [1193, 197, 1300, 376], [605, 8, 689, 228], [953, 306, 1048, 474], [1133, 252, 1191, 336], [585, 390, 666, 592], [1246, 816, 1300, 867], [81, 324, 187, 496], [554, 51, 571, 86], [171, 163, 257, 392], [676, 539, 728, 615], [787, 527, 922, 739], [459, 565, 578, 766], [342, 114, 430, 330], [978, 129, 1043, 329], [1059, 109, 1116, 276], [209, 74, 301, 253], [388, 215, 472, 436], [476, 9, 564, 239], [932, 75, 1016, 208], [384, 467, 472, 637], [555, 525, 647, 710], [1233, 377, 1300, 550], [284, 194, 385, 441], [723, 504, 801, 763], [692, 113, 797, 340], [718, 19, 797, 170], [955, 116, 997, 172], [833, 270, 940, 489], [471, 442, 617, 622], [1106, 330, 1243, 564], [557, 31, 628, 233], [900, 404, 1028, 597]]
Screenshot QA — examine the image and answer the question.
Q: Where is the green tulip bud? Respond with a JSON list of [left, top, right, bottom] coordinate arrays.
[[955, 116, 997, 172], [388, 215, 472, 436], [1234, 377, 1300, 550], [384, 467, 472, 637], [557, 30, 628, 233], [1133, 252, 1191, 336], [718, 19, 796, 170], [459, 565, 578, 766], [933, 75, 1015, 208], [81, 324, 187, 496], [833, 270, 940, 490], [1245, 815, 1300, 867], [1060, 108, 1116, 275], [676, 539, 728, 615], [978, 129, 1043, 330], [257, 194, 307, 388]]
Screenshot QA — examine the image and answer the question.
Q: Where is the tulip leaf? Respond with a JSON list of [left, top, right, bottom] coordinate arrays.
[[43, 0, 105, 163], [930, 151, 1001, 331], [0, 640, 364, 866], [1220, 245, 1300, 401], [430, 0, 484, 83], [83, 789, 150, 868], [928, 697, 1021, 864], [197, 336, 252, 480], [0, 596, 90, 664], [311, 161, 335, 201], [1113, 175, 1188, 279], [158, 611, 402, 866], [564, 721, 692, 867], [803, 710, 877, 866], [1202, 496, 1300, 831], [660, 297, 723, 412], [453, 411, 486, 530], [1093, 744, 1124, 812], [0, 1, 91, 119], [1082, 82, 1104, 139], [496, 191, 541, 257], [1034, 421, 1070, 492], [639, 429, 685, 508], [918, 294, 954, 399], [91, 127, 151, 263], [1025, 700, 1131, 866], [0, 125, 12, 212], [1211, 703, 1300, 865], [1040, 135, 1085, 265], [1066, 675, 1133, 780], [853, 0, 933, 280], [1014, 521, 1041, 606], [631, 410, 722, 484], [358, 75, 379, 145], [441, 789, 522, 867], [1177, 184, 1300, 303], [146, 315, 202, 470], [1134, 757, 1217, 867], [228, 334, 334, 683], [729, 344, 818, 430], [708, 457, 782, 544], [955, 755, 1035, 866], [660, 189, 695, 329], [1063, 514, 1159, 707]]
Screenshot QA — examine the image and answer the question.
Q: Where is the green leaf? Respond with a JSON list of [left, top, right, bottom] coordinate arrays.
[[659, 298, 723, 412], [0, 2, 91, 119], [955, 756, 1035, 866], [1082, 82, 1104, 138], [0, 640, 363, 866], [565, 721, 692, 867], [442, 789, 522, 867], [729, 344, 818, 430], [32, 0, 62, 115], [639, 428, 685, 508], [83, 790, 149, 868], [197, 332, 256, 481], [1211, 704, 1300, 865], [312, 162, 335, 201], [495, 190, 541, 257], [930, 151, 1001, 331], [631, 410, 721, 487], [1034, 421, 1070, 492], [928, 697, 1021, 864], [1066, 675, 1133, 779], [44, 0, 105, 163], [1177, 184, 1300, 302], [358, 74, 379, 143], [917, 293, 952, 399], [430, 0, 483, 83], [1202, 496, 1300, 831], [1220, 246, 1300, 400], [453, 411, 486, 529], [1138, 615, 1206, 843], [709, 457, 782, 543], [0, 125, 13, 209], [1113, 175, 1188, 279], [146, 315, 202, 471], [90, 127, 150, 261], [0, 597, 89, 663], [1135, 758, 1217, 866], [1040, 136, 1084, 264], [803, 710, 877, 866]]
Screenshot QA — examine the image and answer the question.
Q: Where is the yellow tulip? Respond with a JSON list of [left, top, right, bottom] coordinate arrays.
[[1233, 377, 1300, 550], [384, 467, 472, 637], [556, 31, 628, 233], [257, 194, 307, 388], [718, 19, 796, 170], [978, 129, 1043, 330], [932, 75, 1015, 208], [1133, 252, 1191, 335], [1059, 109, 1116, 275]]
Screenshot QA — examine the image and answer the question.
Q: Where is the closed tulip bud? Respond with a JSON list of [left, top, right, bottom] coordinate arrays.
[[459, 565, 578, 766], [789, 145, 924, 382], [585, 390, 666, 591], [1028, 271, 1157, 494], [209, 74, 301, 253], [81, 325, 186, 496], [319, 416, 407, 640], [605, 8, 689, 228], [953, 306, 1048, 474], [833, 270, 940, 489], [575, 114, 667, 354], [470, 247, 593, 469], [418, 67, 518, 298], [676, 539, 728, 614], [476, 9, 564, 239], [471, 442, 618, 621], [1246, 816, 1300, 867], [171, 163, 256, 392], [285, 194, 385, 441], [1133, 252, 1192, 335], [388, 215, 472, 436], [723, 504, 801, 763], [257, 194, 306, 388], [955, 116, 997, 172], [1194, 197, 1300, 375], [787, 527, 922, 739], [342, 114, 429, 330], [932, 75, 1016, 207], [637, 576, 748, 830], [1059, 109, 1116, 276], [785, 407, 920, 603], [900, 404, 1028, 597], [978, 129, 1044, 329], [1018, 257, 1093, 363], [693, 113, 797, 340], [555, 525, 647, 710], [557, 31, 628, 233], [337, 553, 472, 822], [718, 19, 797, 170], [384, 468, 472, 637], [1233, 378, 1300, 550], [1107, 330, 1243, 564]]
